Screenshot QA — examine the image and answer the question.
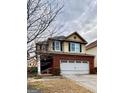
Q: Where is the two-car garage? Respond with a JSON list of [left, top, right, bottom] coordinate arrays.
[[60, 60, 89, 75], [52, 54, 94, 75]]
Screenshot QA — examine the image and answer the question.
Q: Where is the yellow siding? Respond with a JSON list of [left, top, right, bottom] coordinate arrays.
[[81, 44, 86, 53], [66, 34, 82, 42], [48, 41, 53, 51], [86, 47, 97, 67], [48, 40, 86, 53], [63, 42, 68, 52], [63, 42, 86, 53], [48, 33, 87, 52]]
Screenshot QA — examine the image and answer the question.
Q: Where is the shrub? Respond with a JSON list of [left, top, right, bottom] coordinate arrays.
[[27, 67, 37, 74]]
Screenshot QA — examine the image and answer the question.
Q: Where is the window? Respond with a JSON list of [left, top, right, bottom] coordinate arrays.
[[42, 45, 47, 51], [61, 60, 67, 63], [54, 41, 61, 51], [69, 60, 75, 63], [70, 42, 80, 53], [82, 61, 88, 63], [76, 60, 81, 63], [71, 43, 75, 51]]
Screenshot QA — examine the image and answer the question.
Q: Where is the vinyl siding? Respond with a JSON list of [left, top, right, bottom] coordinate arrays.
[[49, 41, 86, 53], [63, 42, 68, 52], [48, 34, 86, 53], [48, 41, 53, 51], [65, 34, 82, 42], [86, 47, 97, 67]]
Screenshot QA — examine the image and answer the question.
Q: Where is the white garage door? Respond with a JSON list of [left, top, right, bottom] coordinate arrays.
[[60, 60, 89, 75]]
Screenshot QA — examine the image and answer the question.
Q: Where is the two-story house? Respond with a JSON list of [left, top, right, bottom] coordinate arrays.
[[36, 32, 94, 75]]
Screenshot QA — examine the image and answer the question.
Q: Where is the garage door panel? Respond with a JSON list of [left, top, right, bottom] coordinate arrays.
[[61, 70, 89, 74], [74, 63, 89, 70], [60, 63, 76, 70], [60, 60, 89, 75]]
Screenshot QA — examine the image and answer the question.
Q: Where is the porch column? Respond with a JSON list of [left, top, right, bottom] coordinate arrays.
[[37, 55, 41, 75]]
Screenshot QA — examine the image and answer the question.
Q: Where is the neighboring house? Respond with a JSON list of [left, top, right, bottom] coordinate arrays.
[[36, 32, 95, 75], [27, 57, 37, 67], [86, 40, 97, 72]]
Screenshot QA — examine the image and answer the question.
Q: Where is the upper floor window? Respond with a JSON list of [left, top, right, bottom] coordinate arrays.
[[70, 42, 80, 53], [54, 41, 61, 51]]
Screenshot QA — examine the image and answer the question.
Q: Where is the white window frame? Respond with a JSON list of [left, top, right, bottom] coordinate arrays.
[[54, 41, 61, 51], [76, 60, 81, 63], [69, 60, 75, 63], [70, 42, 80, 53], [82, 60, 88, 63], [60, 60, 68, 63]]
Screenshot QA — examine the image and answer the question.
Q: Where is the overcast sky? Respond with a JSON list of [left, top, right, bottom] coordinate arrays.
[[55, 0, 97, 43]]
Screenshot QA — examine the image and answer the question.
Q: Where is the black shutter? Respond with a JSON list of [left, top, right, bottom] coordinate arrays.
[[61, 42, 62, 51], [40, 45, 42, 50], [80, 44, 82, 52], [52, 41, 55, 50], [69, 42, 70, 52]]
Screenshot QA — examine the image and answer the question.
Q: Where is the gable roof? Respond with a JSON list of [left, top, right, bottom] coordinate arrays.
[[37, 32, 88, 44], [86, 40, 97, 50], [65, 32, 87, 44]]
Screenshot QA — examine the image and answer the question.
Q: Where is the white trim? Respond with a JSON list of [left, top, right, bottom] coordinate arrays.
[[37, 55, 41, 75], [60, 60, 89, 74], [70, 42, 80, 53], [54, 41, 61, 51]]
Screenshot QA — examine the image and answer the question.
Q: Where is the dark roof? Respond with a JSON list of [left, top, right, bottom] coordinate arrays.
[[49, 36, 65, 40], [36, 40, 48, 45], [86, 40, 97, 50], [48, 32, 87, 44], [37, 32, 88, 44], [36, 36, 65, 45]]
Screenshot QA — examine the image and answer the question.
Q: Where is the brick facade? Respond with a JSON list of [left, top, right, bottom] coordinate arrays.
[[51, 54, 94, 74]]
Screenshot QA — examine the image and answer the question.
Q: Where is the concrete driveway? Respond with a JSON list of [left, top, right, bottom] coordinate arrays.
[[63, 74, 97, 93]]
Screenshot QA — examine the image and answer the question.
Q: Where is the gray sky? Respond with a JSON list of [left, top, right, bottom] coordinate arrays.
[[55, 0, 97, 43]]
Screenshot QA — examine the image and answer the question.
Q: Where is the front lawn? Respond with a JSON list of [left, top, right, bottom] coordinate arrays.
[[27, 76, 92, 93]]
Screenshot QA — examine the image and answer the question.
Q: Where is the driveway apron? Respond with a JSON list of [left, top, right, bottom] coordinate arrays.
[[63, 74, 97, 93]]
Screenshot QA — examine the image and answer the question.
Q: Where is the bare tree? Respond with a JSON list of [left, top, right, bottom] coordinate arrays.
[[27, 0, 63, 58]]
